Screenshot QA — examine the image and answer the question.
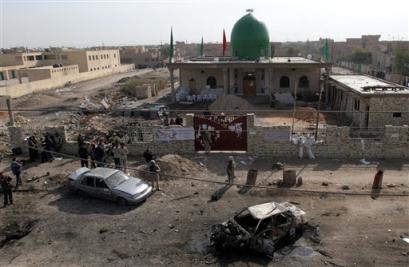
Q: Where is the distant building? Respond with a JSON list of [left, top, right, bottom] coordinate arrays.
[[120, 46, 163, 69], [0, 49, 134, 97]]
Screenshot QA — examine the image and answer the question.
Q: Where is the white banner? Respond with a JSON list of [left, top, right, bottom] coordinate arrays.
[[154, 127, 195, 141]]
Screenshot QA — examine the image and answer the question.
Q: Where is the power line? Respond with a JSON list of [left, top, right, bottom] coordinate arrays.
[[1, 138, 408, 197], [3, 108, 409, 113]]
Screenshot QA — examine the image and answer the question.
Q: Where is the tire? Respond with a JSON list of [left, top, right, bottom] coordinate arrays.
[[117, 197, 128, 206]]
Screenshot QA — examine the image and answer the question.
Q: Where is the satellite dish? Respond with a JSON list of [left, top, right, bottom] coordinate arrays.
[[307, 54, 312, 60], [246, 9, 254, 13]]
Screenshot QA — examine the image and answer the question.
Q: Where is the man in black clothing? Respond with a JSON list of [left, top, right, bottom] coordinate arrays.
[[10, 158, 22, 189], [0, 173, 13, 206], [95, 142, 106, 167], [143, 148, 154, 163], [78, 144, 89, 168], [27, 135, 38, 162]]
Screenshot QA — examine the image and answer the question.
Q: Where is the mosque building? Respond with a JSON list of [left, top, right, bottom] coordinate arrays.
[[167, 10, 331, 103]]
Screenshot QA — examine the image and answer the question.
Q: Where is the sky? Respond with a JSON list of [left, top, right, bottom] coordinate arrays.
[[1, 0, 408, 48]]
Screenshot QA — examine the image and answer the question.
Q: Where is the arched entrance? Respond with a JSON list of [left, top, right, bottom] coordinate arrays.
[[206, 76, 217, 89], [243, 73, 256, 96]]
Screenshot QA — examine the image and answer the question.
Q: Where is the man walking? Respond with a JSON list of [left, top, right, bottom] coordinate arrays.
[[149, 160, 161, 191], [0, 173, 13, 206], [10, 158, 22, 189]]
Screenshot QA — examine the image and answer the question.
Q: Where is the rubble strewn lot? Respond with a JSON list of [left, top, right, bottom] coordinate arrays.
[[0, 156, 408, 266]]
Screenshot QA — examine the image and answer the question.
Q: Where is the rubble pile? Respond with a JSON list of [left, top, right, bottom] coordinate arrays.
[[137, 154, 201, 180], [14, 115, 30, 124], [209, 95, 254, 112]]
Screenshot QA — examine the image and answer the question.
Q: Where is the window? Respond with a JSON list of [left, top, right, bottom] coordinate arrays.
[[61, 55, 68, 60], [299, 76, 309, 88], [393, 112, 402, 118], [85, 177, 95, 187], [89, 56, 92, 60], [114, 53, 116, 58], [92, 55, 95, 60], [35, 55, 42, 60], [27, 56, 35, 61], [11, 70, 16, 78], [0, 72, 4, 81], [96, 55, 99, 60], [95, 179, 108, 189], [354, 98, 360, 110], [206, 76, 217, 89], [279, 76, 290, 88]]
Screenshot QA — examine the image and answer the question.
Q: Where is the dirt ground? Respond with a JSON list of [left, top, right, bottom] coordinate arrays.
[[0, 155, 408, 267]]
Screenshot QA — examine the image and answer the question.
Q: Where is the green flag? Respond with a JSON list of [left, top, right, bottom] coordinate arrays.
[[200, 36, 204, 56], [169, 27, 174, 63], [322, 38, 330, 62]]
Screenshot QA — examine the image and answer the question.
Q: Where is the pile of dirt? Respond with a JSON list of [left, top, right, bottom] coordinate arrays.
[[209, 95, 254, 112], [294, 107, 326, 123], [137, 154, 201, 180]]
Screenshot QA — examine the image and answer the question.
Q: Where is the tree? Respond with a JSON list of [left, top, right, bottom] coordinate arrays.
[[394, 49, 409, 76]]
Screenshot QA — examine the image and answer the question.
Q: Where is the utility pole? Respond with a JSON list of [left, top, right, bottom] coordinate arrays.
[[6, 96, 15, 126], [291, 80, 298, 135]]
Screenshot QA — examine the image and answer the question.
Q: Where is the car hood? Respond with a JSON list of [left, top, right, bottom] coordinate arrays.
[[113, 178, 149, 196]]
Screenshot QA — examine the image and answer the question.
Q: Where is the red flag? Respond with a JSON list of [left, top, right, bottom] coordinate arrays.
[[223, 29, 227, 57]]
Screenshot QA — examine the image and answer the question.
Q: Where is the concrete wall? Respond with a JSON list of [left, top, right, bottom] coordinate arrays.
[[0, 64, 134, 98], [180, 68, 224, 94], [368, 96, 409, 127]]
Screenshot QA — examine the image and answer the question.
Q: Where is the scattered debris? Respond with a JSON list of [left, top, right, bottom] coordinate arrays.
[[272, 162, 284, 170], [0, 220, 37, 248], [387, 183, 397, 188], [341, 185, 350, 190]]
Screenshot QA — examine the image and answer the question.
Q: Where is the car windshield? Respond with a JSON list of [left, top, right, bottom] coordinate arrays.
[[105, 171, 129, 188]]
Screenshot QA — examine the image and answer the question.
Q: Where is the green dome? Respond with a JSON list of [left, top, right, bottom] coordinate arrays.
[[231, 13, 270, 60]]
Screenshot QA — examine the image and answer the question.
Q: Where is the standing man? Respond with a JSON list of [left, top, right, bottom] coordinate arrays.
[[0, 173, 13, 206], [112, 143, 121, 169], [143, 148, 154, 163], [78, 144, 89, 168], [201, 128, 212, 154], [118, 143, 129, 172], [95, 141, 106, 167], [10, 158, 22, 189], [89, 143, 97, 168], [149, 160, 161, 191], [27, 135, 38, 162], [226, 156, 236, 184]]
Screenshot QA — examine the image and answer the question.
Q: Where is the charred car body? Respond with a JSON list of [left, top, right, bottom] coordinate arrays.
[[210, 202, 307, 256]]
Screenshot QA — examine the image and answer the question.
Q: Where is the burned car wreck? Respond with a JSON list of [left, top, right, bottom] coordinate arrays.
[[210, 202, 307, 256]]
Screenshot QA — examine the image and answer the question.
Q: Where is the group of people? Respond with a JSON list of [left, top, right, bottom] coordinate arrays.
[[77, 134, 129, 172], [27, 132, 63, 163], [291, 133, 320, 160], [163, 114, 183, 126]]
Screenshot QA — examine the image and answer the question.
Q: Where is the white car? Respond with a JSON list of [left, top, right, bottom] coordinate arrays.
[[68, 167, 153, 205]]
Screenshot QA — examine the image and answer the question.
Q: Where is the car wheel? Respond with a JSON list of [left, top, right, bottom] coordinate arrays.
[[117, 197, 128, 206]]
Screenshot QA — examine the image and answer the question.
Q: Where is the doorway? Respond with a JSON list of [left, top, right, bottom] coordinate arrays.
[[243, 73, 256, 96]]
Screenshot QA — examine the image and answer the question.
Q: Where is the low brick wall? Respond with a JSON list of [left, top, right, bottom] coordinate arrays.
[[8, 116, 409, 159]]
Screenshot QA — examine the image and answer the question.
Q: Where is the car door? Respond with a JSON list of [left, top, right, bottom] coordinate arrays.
[[94, 178, 113, 200], [78, 176, 97, 197]]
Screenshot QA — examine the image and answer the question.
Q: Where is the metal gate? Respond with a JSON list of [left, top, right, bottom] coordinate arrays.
[[194, 115, 247, 151]]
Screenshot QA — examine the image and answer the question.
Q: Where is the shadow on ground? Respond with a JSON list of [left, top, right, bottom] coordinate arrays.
[[48, 188, 141, 215]]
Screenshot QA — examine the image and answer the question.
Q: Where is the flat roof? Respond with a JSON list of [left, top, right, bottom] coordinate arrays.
[[168, 56, 329, 68], [329, 74, 409, 96]]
